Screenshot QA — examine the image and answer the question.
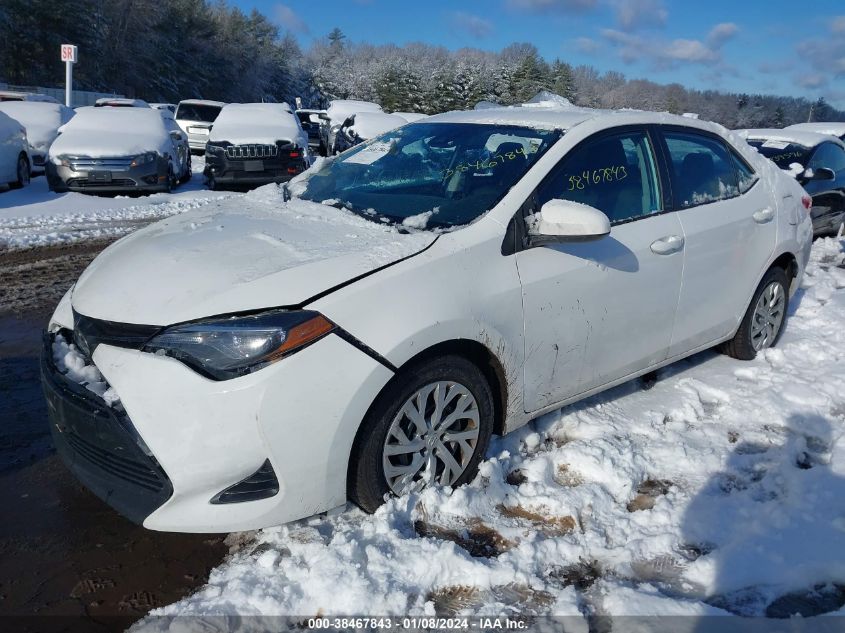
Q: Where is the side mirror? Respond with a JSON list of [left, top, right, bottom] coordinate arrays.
[[810, 167, 835, 181], [170, 131, 184, 141], [526, 199, 610, 246]]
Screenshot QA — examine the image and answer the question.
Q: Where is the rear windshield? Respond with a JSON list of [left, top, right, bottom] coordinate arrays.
[[747, 140, 811, 168], [176, 103, 222, 123]]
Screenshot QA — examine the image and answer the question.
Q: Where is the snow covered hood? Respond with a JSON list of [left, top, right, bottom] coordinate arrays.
[[349, 112, 407, 139], [208, 103, 306, 147], [0, 101, 74, 151], [71, 185, 435, 325], [49, 108, 172, 159]]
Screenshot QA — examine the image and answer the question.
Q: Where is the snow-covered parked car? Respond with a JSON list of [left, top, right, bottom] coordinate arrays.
[[0, 90, 59, 103], [785, 122, 845, 142], [739, 128, 845, 236], [44, 107, 812, 532], [46, 107, 188, 194], [0, 109, 31, 189], [320, 99, 383, 154], [0, 101, 75, 174], [333, 111, 408, 154], [203, 102, 309, 190], [175, 99, 226, 153]]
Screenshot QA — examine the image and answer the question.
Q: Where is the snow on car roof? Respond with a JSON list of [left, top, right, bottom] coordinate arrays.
[[94, 98, 150, 108], [327, 100, 383, 124], [0, 101, 74, 151], [209, 102, 306, 146], [737, 128, 845, 149], [348, 112, 407, 139], [392, 112, 428, 123], [178, 99, 227, 107], [784, 122, 845, 138], [49, 107, 172, 159]]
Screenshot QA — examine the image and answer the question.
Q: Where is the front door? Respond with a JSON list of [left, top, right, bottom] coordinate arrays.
[[516, 128, 684, 412]]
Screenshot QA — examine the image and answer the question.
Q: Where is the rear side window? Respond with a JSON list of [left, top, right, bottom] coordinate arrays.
[[537, 130, 661, 224], [730, 150, 758, 194], [663, 131, 738, 208]]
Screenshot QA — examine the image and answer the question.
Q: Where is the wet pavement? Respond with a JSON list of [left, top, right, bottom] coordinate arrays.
[[0, 243, 229, 628]]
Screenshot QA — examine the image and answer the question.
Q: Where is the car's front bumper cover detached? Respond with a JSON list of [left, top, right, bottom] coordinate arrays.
[[42, 311, 393, 532], [42, 331, 174, 524]]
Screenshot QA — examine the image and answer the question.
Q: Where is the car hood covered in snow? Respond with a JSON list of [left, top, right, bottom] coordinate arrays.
[[71, 185, 435, 325]]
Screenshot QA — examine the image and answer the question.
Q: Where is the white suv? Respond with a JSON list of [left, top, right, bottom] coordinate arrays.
[[44, 107, 812, 532], [174, 99, 226, 153]]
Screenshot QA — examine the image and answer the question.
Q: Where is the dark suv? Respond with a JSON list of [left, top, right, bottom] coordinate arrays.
[[203, 103, 309, 190]]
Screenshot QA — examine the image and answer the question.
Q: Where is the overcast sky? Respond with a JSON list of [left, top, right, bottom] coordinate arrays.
[[235, 0, 845, 108]]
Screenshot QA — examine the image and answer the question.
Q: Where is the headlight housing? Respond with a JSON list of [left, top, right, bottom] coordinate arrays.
[[144, 310, 334, 380], [130, 152, 157, 168], [205, 143, 224, 155], [53, 154, 72, 167]]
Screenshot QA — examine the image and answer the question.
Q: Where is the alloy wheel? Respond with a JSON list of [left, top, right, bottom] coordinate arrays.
[[382, 381, 480, 495], [751, 281, 785, 351], [18, 157, 29, 186]]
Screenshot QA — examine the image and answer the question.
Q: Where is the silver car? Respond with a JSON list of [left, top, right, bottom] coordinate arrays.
[[47, 107, 187, 194], [175, 99, 225, 153]]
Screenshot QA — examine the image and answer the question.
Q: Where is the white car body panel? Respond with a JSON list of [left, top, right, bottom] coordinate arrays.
[[0, 110, 29, 186], [47, 106, 813, 531]]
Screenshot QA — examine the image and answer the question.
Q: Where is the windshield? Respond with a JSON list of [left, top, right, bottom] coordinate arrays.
[[176, 103, 222, 123], [748, 140, 811, 169], [299, 122, 560, 228]]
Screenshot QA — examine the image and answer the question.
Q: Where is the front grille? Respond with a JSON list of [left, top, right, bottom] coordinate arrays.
[[67, 178, 136, 188], [225, 144, 279, 159], [72, 311, 161, 359], [65, 432, 165, 493], [69, 157, 134, 170]]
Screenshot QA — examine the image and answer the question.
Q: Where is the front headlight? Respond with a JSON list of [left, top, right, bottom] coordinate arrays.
[[53, 154, 72, 167], [206, 144, 224, 155], [130, 152, 157, 168], [144, 310, 334, 380]]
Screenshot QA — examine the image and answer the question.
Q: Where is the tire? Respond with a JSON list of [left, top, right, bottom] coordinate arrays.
[[721, 267, 789, 360], [179, 154, 192, 184], [10, 153, 30, 189], [206, 172, 217, 191], [348, 355, 495, 513]]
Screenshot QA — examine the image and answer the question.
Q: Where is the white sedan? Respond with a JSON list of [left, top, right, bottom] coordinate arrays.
[[44, 107, 812, 532]]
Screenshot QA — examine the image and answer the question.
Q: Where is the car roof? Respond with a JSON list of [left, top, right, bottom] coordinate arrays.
[[785, 122, 845, 137], [177, 99, 227, 107], [737, 128, 845, 149], [424, 105, 725, 134]]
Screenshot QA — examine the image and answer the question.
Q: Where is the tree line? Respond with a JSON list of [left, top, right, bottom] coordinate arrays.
[[1, 0, 842, 128]]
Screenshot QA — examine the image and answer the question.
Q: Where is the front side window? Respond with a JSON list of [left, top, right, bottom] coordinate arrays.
[[536, 130, 661, 224], [809, 143, 845, 173], [299, 122, 560, 228], [664, 131, 738, 208]]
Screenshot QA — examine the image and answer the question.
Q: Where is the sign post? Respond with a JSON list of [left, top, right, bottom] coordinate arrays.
[[61, 44, 77, 107]]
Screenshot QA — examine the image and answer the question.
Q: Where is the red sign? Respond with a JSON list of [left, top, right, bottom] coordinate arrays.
[[61, 44, 77, 63]]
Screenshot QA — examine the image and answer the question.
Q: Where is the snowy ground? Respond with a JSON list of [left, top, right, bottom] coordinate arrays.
[[0, 157, 238, 251], [126, 236, 845, 625]]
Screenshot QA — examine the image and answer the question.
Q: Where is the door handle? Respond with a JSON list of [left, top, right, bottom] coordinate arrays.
[[753, 207, 774, 223], [650, 235, 685, 255]]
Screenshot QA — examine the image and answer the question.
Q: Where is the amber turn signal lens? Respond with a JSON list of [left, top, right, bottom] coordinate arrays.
[[273, 315, 334, 357]]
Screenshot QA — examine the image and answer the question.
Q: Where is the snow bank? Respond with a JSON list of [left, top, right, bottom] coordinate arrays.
[[209, 103, 307, 147], [141, 237, 845, 622], [349, 112, 407, 139], [48, 107, 173, 159], [0, 101, 74, 152]]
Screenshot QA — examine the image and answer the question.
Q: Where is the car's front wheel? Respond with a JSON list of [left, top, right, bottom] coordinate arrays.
[[722, 266, 789, 360], [10, 153, 30, 189], [349, 355, 494, 513]]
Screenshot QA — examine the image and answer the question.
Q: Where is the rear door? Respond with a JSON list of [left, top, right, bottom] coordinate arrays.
[[656, 127, 777, 357], [516, 126, 684, 411]]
